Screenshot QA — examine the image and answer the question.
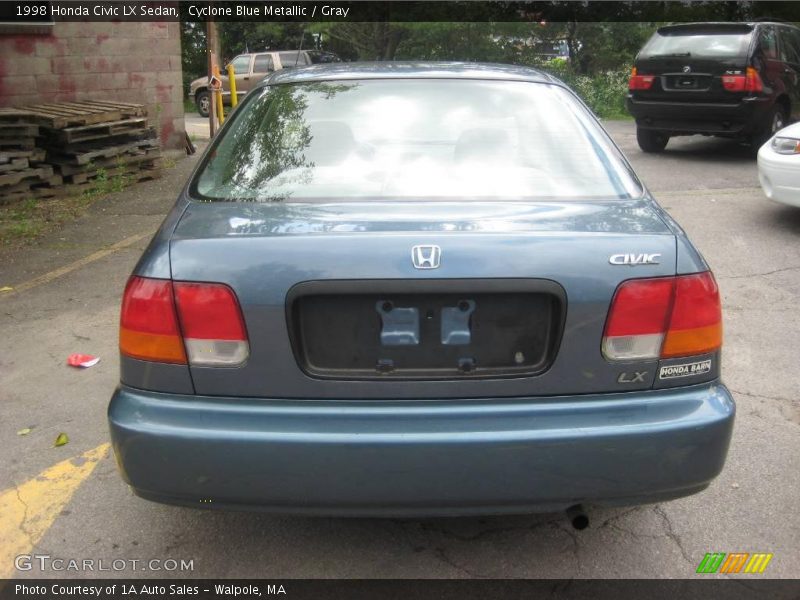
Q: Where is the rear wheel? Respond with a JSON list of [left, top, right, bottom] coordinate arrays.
[[195, 90, 210, 118], [636, 127, 669, 153], [752, 105, 787, 151]]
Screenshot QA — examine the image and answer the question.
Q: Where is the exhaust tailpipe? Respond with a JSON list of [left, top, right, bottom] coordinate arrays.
[[566, 504, 589, 530]]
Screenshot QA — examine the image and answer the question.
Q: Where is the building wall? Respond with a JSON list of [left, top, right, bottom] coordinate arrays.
[[0, 22, 185, 150]]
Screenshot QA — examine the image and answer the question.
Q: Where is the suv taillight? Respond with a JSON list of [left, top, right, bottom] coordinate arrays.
[[120, 276, 249, 367], [721, 67, 763, 93], [628, 67, 655, 91], [602, 272, 722, 361]]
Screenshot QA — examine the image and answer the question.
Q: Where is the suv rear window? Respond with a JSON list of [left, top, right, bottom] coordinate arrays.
[[192, 79, 642, 202], [640, 25, 753, 58], [278, 51, 308, 68]]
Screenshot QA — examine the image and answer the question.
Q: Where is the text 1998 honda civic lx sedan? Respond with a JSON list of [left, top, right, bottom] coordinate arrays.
[[108, 63, 734, 520]]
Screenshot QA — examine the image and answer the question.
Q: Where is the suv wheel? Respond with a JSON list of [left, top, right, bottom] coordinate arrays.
[[636, 127, 669, 153], [195, 90, 210, 118], [753, 105, 787, 150]]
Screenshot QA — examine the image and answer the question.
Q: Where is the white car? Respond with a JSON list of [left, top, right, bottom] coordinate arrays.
[[758, 121, 800, 207]]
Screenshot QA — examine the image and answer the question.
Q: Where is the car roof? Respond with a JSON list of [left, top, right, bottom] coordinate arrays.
[[239, 50, 309, 57], [658, 21, 798, 32], [261, 61, 557, 87]]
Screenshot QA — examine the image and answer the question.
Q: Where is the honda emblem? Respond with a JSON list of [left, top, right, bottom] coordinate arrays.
[[411, 245, 441, 269]]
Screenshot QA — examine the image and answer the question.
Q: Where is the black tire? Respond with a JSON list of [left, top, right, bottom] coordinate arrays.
[[752, 105, 787, 151], [195, 90, 210, 118], [636, 127, 669, 153]]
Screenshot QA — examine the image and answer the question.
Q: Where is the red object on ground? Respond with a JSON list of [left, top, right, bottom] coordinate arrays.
[[67, 354, 100, 368]]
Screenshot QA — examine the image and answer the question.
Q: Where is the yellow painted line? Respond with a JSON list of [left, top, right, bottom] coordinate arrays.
[[0, 443, 110, 578], [0, 230, 155, 297]]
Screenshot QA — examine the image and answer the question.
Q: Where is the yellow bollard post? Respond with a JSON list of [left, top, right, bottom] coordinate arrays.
[[213, 64, 224, 124], [216, 88, 224, 124], [227, 63, 238, 108]]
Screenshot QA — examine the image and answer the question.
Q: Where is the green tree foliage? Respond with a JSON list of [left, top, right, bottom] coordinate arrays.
[[181, 21, 663, 116], [186, 21, 658, 74], [396, 23, 534, 62], [559, 22, 656, 74], [312, 23, 411, 61], [180, 21, 207, 93]]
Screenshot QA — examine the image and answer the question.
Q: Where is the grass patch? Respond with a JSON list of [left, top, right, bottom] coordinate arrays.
[[2, 146, 184, 247], [0, 194, 93, 246], [1, 170, 137, 247]]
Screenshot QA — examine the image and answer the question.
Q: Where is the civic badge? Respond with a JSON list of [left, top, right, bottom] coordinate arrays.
[[411, 245, 441, 269]]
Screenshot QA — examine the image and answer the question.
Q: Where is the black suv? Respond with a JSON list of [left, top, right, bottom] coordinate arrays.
[[626, 22, 800, 152]]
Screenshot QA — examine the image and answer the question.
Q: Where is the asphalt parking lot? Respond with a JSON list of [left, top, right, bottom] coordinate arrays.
[[1, 120, 798, 579]]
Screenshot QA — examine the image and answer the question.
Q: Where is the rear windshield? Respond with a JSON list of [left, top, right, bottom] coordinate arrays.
[[192, 79, 642, 202], [278, 51, 308, 68], [641, 27, 753, 58]]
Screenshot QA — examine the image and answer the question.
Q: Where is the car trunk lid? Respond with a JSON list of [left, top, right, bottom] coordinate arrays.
[[169, 200, 677, 399]]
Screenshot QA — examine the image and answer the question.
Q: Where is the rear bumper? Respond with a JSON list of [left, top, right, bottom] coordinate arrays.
[[108, 383, 735, 516], [627, 95, 772, 136]]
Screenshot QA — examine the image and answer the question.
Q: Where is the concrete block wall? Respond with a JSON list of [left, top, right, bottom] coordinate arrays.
[[0, 22, 185, 150]]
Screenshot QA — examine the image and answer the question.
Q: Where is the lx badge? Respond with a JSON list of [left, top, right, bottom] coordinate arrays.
[[618, 371, 647, 383]]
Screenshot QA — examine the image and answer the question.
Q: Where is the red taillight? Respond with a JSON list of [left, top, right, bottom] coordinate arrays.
[[120, 277, 187, 364], [603, 272, 722, 361], [174, 282, 249, 366], [173, 283, 247, 341], [721, 74, 746, 92], [120, 277, 249, 366], [662, 272, 722, 358], [628, 67, 655, 91], [721, 67, 763, 93], [745, 66, 764, 93]]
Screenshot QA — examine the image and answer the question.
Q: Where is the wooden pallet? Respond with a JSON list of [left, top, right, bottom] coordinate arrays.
[[42, 129, 157, 159], [63, 159, 162, 184], [1, 166, 162, 204], [54, 149, 161, 176], [0, 108, 36, 125], [48, 138, 159, 166], [13, 167, 162, 204], [0, 148, 47, 163], [46, 118, 149, 144], [0, 139, 35, 150], [0, 101, 161, 204], [0, 124, 39, 138], [12, 101, 147, 129], [1, 183, 62, 204], [1, 171, 61, 191], [0, 158, 29, 173], [0, 165, 54, 187], [0, 172, 62, 204]]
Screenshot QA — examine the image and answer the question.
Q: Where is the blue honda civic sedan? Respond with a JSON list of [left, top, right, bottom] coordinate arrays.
[[108, 62, 734, 520]]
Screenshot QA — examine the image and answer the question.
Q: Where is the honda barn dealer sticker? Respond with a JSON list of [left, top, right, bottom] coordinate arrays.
[[659, 359, 712, 379]]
